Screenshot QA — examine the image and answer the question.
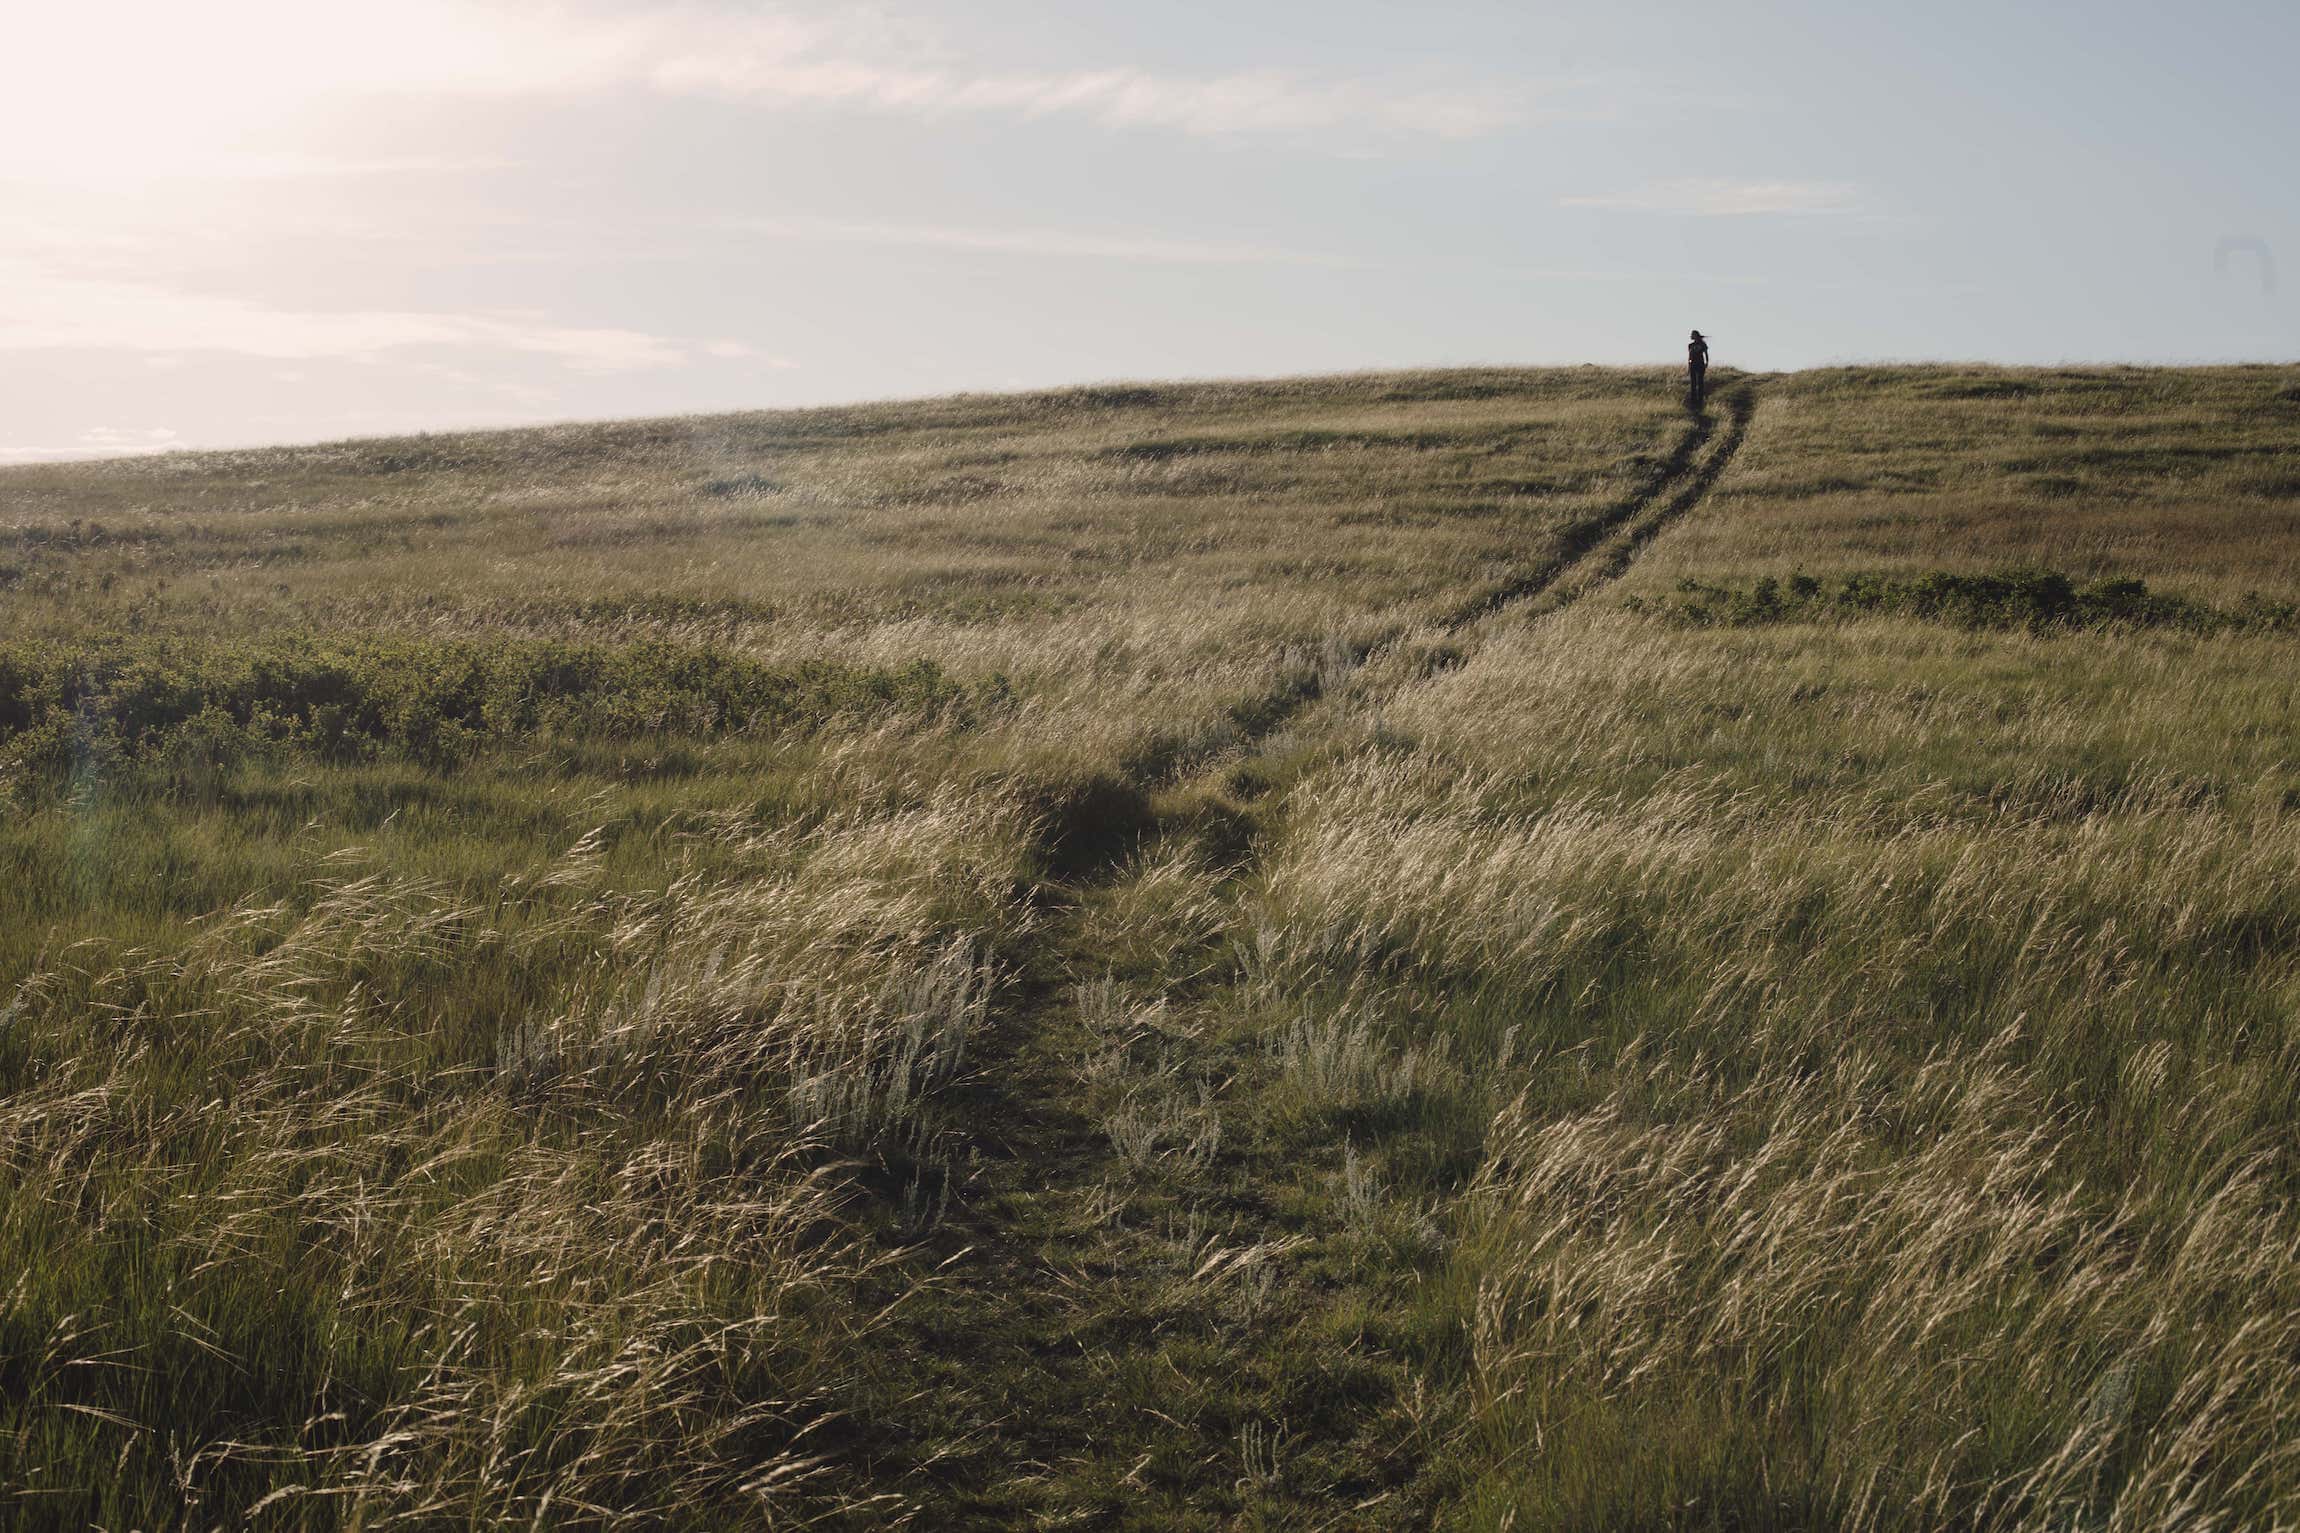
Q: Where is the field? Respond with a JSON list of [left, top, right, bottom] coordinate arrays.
[[4, 363, 2299, 1529]]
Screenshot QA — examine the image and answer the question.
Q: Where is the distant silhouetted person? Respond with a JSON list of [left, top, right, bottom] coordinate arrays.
[[1687, 330, 1710, 408]]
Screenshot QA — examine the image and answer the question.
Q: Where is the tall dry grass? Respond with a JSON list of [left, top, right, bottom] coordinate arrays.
[[1238, 593, 2300, 1528], [1, 788, 1033, 1525], [8, 365, 2300, 1525], [1632, 365, 2300, 602]]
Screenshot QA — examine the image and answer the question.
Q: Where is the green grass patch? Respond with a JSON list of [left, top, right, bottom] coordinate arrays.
[[1634, 566, 2300, 632], [0, 632, 1002, 789]]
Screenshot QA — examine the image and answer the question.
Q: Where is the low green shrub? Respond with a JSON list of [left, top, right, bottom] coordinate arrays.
[[1633, 567, 2300, 633], [0, 633, 1002, 788]]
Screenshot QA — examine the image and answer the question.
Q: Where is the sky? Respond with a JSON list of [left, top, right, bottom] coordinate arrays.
[[4, 0, 2295, 461]]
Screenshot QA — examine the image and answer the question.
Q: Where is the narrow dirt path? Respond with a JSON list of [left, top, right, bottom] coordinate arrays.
[[872, 380, 1764, 1528]]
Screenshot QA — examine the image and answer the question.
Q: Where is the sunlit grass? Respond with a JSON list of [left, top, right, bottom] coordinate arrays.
[[4, 363, 2299, 1527]]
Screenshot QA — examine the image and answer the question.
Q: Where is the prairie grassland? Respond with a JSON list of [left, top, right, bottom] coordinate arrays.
[[1257, 608, 2300, 1525], [1636, 365, 2300, 600], [1, 370, 1684, 812], [4, 364, 2299, 1528]]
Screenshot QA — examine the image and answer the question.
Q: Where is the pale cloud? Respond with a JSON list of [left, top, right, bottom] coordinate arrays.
[[728, 216, 1350, 267], [1561, 179, 1860, 216], [0, 2, 1538, 187], [654, 57, 1529, 140], [77, 426, 181, 449], [0, 448, 123, 464], [184, 154, 522, 182], [532, 6, 1535, 141], [0, 261, 777, 373], [1, 427, 184, 465], [1513, 267, 1771, 285], [701, 339, 796, 363]]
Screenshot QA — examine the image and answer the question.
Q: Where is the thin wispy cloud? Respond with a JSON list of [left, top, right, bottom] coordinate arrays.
[[75, 426, 181, 450], [0, 262, 777, 374], [1, 2, 1543, 187], [1513, 267, 1772, 286], [188, 154, 522, 181], [525, 5, 1540, 142], [1561, 178, 1860, 216], [729, 216, 1350, 268], [656, 57, 1530, 140], [0, 428, 185, 465]]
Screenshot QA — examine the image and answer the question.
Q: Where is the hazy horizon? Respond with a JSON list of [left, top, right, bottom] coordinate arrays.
[[19, 356, 2300, 468], [7, 0, 2294, 462]]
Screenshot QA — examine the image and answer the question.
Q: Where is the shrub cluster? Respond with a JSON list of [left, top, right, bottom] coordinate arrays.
[[1634, 567, 2300, 632], [0, 633, 997, 787]]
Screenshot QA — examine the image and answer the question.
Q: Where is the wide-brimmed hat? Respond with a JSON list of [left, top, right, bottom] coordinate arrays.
[[1690, 330, 1706, 339]]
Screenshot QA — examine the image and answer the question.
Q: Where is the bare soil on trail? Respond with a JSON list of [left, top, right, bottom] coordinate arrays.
[[879, 382, 1764, 1529]]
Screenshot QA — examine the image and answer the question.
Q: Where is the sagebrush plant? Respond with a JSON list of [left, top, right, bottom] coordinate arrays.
[[3, 363, 2298, 1527]]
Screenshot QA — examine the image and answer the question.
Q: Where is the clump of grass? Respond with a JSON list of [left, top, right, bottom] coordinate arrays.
[[1270, 1006, 1455, 1122], [1106, 1086, 1224, 1171], [699, 472, 783, 499], [1072, 842, 1235, 979]]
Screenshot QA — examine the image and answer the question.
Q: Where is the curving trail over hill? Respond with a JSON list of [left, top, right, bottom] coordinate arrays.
[[19, 366, 2300, 1529], [882, 380, 1766, 1528]]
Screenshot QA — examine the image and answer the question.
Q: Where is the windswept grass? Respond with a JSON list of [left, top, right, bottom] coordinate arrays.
[[1628, 364, 2300, 603], [0, 793, 1031, 1525], [5, 363, 2300, 1527]]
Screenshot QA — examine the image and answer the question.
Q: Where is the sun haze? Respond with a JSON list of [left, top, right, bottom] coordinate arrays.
[[4, 0, 2294, 460], [9, 5, 2300, 1527]]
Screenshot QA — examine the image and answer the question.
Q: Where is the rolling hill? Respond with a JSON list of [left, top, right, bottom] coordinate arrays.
[[4, 363, 2299, 1529]]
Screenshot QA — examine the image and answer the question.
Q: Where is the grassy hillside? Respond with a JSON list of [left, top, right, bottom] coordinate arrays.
[[3, 364, 2298, 1529]]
